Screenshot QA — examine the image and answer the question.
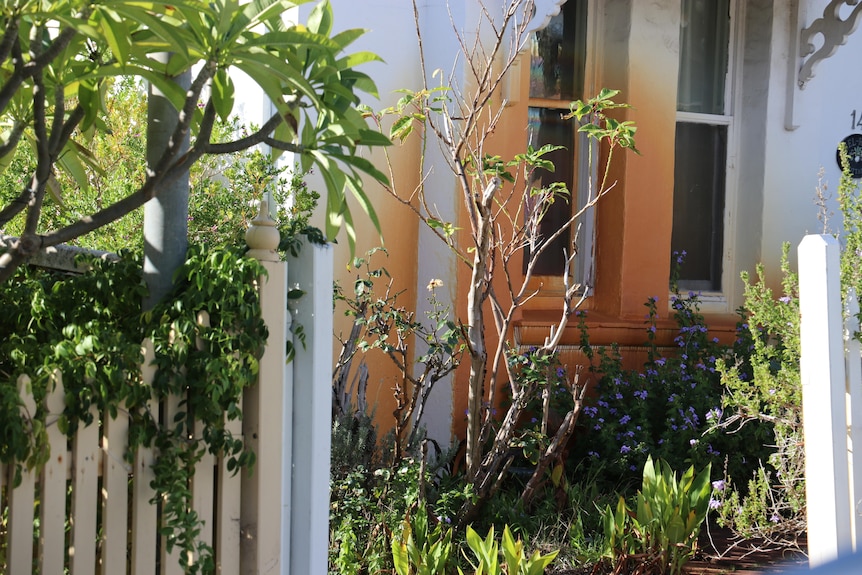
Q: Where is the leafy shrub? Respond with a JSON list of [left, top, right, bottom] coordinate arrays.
[[330, 461, 417, 575], [391, 501, 455, 575], [600, 457, 712, 575], [709, 248, 806, 544]]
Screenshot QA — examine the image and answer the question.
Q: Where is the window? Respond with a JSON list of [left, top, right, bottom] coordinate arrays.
[[525, 0, 590, 281], [671, 0, 734, 293]]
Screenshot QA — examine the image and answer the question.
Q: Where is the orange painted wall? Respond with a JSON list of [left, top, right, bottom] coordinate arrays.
[[446, 0, 745, 441]]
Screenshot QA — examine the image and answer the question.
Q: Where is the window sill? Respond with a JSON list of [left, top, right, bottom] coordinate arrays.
[[668, 290, 730, 315]]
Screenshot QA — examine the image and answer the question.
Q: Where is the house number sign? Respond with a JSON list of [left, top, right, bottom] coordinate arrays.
[[837, 127, 862, 179]]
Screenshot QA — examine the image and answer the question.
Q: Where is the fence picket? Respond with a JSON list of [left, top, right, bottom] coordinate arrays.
[[193, 310, 216, 562], [131, 339, 158, 575], [193, 417, 216, 566], [217, 408, 243, 575], [846, 290, 862, 550], [101, 400, 131, 574], [162, 383, 185, 575], [70, 404, 100, 575], [40, 370, 68, 575], [7, 375, 36, 575]]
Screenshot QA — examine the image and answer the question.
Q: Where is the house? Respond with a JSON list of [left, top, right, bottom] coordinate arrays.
[[294, 0, 862, 449]]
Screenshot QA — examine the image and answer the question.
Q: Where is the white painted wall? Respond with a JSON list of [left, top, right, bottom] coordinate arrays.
[[761, 0, 862, 281]]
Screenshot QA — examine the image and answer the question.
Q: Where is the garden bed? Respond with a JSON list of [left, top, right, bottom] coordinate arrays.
[[686, 528, 807, 575], [550, 528, 807, 575]]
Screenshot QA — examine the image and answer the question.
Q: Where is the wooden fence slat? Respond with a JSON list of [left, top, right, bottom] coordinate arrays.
[[131, 339, 158, 575], [70, 404, 100, 575], [40, 370, 68, 575], [845, 290, 862, 551], [7, 375, 37, 575], [193, 420, 215, 553], [193, 310, 215, 565], [216, 407, 243, 575], [162, 385, 185, 575], [101, 403, 131, 575]]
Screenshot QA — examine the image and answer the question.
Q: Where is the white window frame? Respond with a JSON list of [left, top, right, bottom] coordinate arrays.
[[672, 0, 743, 314]]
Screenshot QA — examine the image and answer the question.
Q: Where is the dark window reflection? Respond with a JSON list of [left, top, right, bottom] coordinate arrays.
[[526, 108, 574, 276], [671, 122, 727, 291]]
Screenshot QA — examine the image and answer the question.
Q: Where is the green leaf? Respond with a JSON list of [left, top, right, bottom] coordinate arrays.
[[392, 537, 409, 575], [336, 50, 384, 69], [356, 128, 392, 148], [331, 27, 366, 50], [306, 0, 333, 36], [95, 7, 131, 65], [211, 68, 236, 123], [390, 116, 414, 142]]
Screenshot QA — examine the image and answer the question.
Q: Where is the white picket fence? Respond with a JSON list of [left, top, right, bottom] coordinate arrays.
[[0, 207, 333, 575], [799, 234, 862, 567]]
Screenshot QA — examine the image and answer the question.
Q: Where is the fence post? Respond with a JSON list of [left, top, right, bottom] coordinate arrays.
[[287, 238, 333, 575], [845, 289, 862, 551], [799, 234, 853, 566], [242, 199, 287, 575]]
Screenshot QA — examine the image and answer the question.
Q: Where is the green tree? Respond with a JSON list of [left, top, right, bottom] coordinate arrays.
[[0, 0, 389, 281]]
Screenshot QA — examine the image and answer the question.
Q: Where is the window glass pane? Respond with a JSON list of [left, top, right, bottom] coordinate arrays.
[[677, 0, 730, 114], [529, 0, 586, 100], [671, 122, 726, 291], [526, 107, 575, 276]]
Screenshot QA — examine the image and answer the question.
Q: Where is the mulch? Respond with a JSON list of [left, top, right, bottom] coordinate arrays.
[[551, 526, 808, 575], [685, 526, 808, 574]]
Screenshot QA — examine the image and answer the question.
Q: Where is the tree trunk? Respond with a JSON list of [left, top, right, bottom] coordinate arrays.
[[143, 57, 190, 309]]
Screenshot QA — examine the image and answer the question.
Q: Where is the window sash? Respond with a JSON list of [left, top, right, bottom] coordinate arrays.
[[525, 0, 593, 286], [672, 0, 737, 297]]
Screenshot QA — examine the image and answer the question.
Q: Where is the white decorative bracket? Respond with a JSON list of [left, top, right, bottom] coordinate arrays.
[[799, 0, 862, 88], [787, 0, 862, 130], [525, 0, 567, 35]]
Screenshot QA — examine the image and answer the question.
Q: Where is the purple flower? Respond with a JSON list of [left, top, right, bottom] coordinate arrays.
[[620, 445, 631, 454], [712, 480, 726, 492], [770, 513, 781, 523], [779, 296, 792, 304], [620, 414, 631, 425], [709, 499, 721, 510]]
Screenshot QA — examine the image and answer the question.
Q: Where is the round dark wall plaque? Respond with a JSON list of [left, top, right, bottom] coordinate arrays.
[[837, 133, 862, 179]]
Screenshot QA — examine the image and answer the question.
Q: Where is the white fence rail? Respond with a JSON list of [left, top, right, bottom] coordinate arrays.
[[0, 214, 332, 575], [799, 234, 862, 567]]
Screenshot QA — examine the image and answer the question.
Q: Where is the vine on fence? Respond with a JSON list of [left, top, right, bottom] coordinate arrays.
[[0, 245, 269, 573]]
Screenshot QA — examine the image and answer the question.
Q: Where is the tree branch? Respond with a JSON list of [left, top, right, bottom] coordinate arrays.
[[199, 112, 284, 154]]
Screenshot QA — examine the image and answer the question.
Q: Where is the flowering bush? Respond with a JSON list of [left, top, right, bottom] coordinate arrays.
[[573, 285, 772, 491]]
